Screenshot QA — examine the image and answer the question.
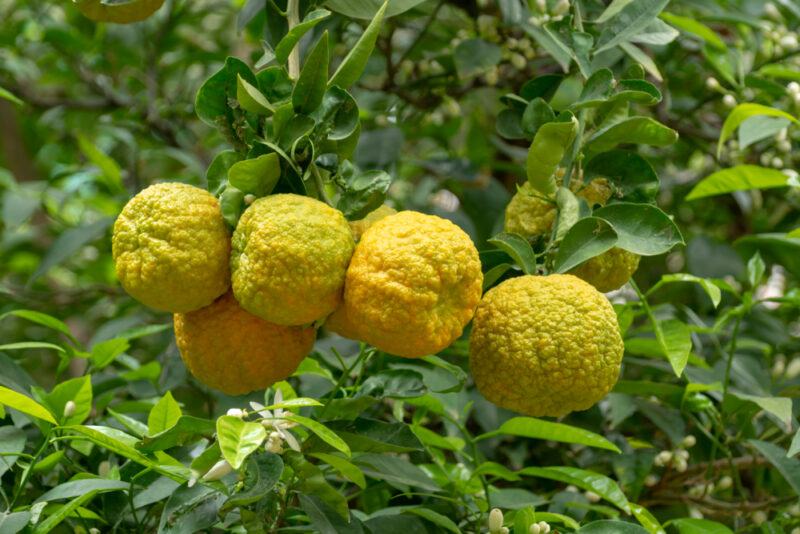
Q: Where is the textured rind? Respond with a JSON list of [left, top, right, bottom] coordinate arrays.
[[503, 182, 557, 238], [469, 274, 623, 417], [329, 211, 483, 358], [231, 194, 355, 326], [174, 292, 315, 395], [349, 204, 397, 241], [111, 182, 230, 313], [570, 247, 641, 293]]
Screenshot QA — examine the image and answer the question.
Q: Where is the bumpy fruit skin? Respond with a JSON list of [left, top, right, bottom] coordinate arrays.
[[570, 247, 641, 293], [112, 182, 230, 313], [231, 194, 355, 326], [174, 292, 315, 395], [503, 182, 556, 238], [349, 204, 397, 241], [469, 274, 623, 417], [328, 211, 483, 358]]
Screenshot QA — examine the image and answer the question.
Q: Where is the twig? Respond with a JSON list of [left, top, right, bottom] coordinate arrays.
[[287, 0, 300, 79]]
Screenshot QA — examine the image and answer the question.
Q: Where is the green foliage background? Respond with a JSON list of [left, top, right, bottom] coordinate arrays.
[[1, 0, 800, 532]]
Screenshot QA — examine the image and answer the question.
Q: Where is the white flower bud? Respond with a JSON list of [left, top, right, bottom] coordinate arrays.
[[644, 474, 659, 487], [788, 358, 800, 379], [718, 475, 733, 490], [655, 450, 672, 466], [761, 152, 774, 166], [585, 491, 601, 503], [535, 0, 547, 13], [772, 157, 784, 168], [63, 400, 76, 418], [510, 53, 527, 70], [676, 449, 690, 461], [681, 435, 697, 448], [529, 524, 542, 534], [788, 502, 800, 516], [689, 507, 704, 519], [722, 94, 737, 108], [791, 528, 800, 534], [781, 34, 799, 49], [488, 508, 504, 533], [98, 460, 111, 477], [552, 0, 570, 16], [266, 437, 283, 454], [788, 82, 800, 94], [226, 408, 245, 418], [90, 529, 101, 534], [765, 3, 782, 20], [500, 528, 509, 534], [202, 460, 233, 481], [675, 458, 688, 472], [538, 522, 551, 534], [705, 77, 720, 91], [243, 194, 256, 206], [752, 511, 768, 525], [778, 140, 792, 153]]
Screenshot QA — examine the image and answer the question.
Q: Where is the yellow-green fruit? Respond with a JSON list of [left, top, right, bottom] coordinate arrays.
[[174, 292, 315, 395], [111, 182, 230, 313], [231, 194, 355, 326], [329, 211, 483, 358], [570, 247, 641, 292], [349, 204, 397, 241], [503, 182, 556, 239], [469, 274, 623, 417]]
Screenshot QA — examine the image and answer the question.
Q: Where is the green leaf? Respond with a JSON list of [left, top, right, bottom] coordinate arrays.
[[585, 150, 659, 202], [520, 466, 631, 513], [667, 518, 733, 534], [236, 74, 274, 115], [148, 391, 182, 435], [630, 503, 664, 534], [274, 9, 332, 64], [738, 116, 791, 149], [311, 86, 359, 141], [45, 375, 92, 425], [325, 0, 419, 18], [354, 453, 439, 490], [0, 511, 30, 534], [0, 86, 23, 106], [554, 217, 618, 273], [196, 57, 257, 127], [595, 0, 670, 53], [29, 218, 114, 283], [577, 520, 648, 534], [592, 203, 684, 255], [336, 166, 391, 219], [654, 318, 692, 377], [648, 274, 722, 307], [588, 117, 678, 152], [0, 427, 26, 478], [735, 233, 800, 279], [227, 153, 281, 196], [749, 439, 800, 496], [521, 97, 556, 137], [293, 32, 329, 114], [90, 337, 129, 369], [107, 408, 148, 437], [35, 479, 130, 503], [553, 186, 582, 241], [32, 490, 99, 534], [0, 385, 56, 423], [527, 114, 578, 194], [222, 453, 283, 512], [790, 427, 800, 457], [406, 508, 461, 533], [220, 185, 245, 228], [138, 415, 216, 451], [1, 310, 78, 346], [478, 417, 621, 453], [660, 12, 726, 51], [629, 19, 678, 46], [299, 494, 363, 533], [76, 133, 123, 193], [74, 0, 164, 23], [730, 392, 792, 430], [454, 39, 502, 79], [0, 342, 65, 353], [216, 415, 267, 469], [329, 1, 387, 88], [573, 68, 614, 108], [619, 42, 663, 82], [717, 103, 799, 156], [687, 165, 794, 200], [285, 413, 350, 457], [310, 452, 367, 488], [313, 418, 422, 453], [488, 233, 537, 275]]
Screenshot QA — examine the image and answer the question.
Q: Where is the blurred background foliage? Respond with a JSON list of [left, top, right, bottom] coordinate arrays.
[[2, 0, 800, 531]]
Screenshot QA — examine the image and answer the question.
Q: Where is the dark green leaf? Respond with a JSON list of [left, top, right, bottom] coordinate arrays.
[[588, 117, 678, 152], [488, 233, 537, 275], [584, 150, 659, 202], [454, 39, 502, 79], [196, 57, 257, 126], [329, 1, 388, 87], [592, 203, 684, 256], [553, 217, 618, 273], [749, 440, 800, 496], [222, 453, 283, 512], [227, 153, 281, 196], [293, 32, 329, 114], [274, 9, 332, 63]]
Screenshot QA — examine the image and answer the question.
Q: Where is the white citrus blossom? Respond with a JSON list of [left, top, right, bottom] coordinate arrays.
[[250, 389, 301, 453]]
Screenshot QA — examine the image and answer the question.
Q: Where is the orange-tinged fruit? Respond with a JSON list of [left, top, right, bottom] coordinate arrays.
[[111, 182, 230, 313], [174, 292, 315, 395], [231, 194, 355, 326], [329, 211, 483, 357], [469, 274, 623, 417]]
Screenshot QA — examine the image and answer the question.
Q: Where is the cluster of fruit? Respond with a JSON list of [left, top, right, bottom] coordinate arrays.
[[112, 183, 624, 416]]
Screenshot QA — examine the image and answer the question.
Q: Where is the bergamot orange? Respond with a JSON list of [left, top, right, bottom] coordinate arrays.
[[328, 211, 483, 358], [349, 204, 397, 241], [503, 182, 557, 239], [570, 247, 641, 293], [469, 274, 623, 417], [174, 292, 315, 395], [231, 194, 355, 326], [112, 182, 230, 313]]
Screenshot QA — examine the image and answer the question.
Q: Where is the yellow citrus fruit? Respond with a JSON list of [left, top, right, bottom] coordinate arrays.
[[469, 274, 623, 417], [349, 204, 397, 241], [503, 182, 557, 239], [112, 182, 230, 313], [570, 247, 641, 293], [328, 211, 483, 358], [231, 194, 355, 326], [174, 292, 315, 395]]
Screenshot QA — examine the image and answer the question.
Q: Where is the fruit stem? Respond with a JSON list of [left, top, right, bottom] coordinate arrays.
[[287, 0, 300, 79]]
